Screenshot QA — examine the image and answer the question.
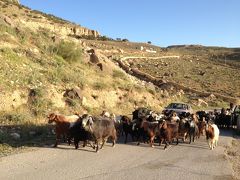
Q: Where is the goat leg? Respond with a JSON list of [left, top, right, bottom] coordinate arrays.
[[159, 138, 163, 146], [124, 132, 128, 144], [136, 135, 140, 146], [83, 141, 87, 147], [96, 142, 99, 153], [74, 138, 79, 149], [131, 133, 135, 142], [112, 140, 115, 147], [100, 139, 107, 149], [63, 134, 66, 143], [88, 141, 96, 149], [164, 140, 168, 150], [150, 136, 155, 148], [53, 135, 60, 147], [189, 135, 192, 144], [112, 135, 116, 147], [67, 136, 72, 146]]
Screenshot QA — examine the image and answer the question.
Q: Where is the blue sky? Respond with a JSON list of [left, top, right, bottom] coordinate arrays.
[[20, 0, 240, 47]]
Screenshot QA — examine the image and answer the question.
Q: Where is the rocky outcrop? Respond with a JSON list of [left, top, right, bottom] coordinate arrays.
[[71, 26, 100, 37], [18, 19, 100, 38], [5, 0, 20, 4], [1, 1, 100, 38]]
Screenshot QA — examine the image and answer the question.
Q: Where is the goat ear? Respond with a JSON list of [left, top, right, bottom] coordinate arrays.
[[89, 116, 93, 124]]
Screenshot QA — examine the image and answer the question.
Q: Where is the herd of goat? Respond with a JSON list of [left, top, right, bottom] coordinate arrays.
[[46, 107, 234, 152]]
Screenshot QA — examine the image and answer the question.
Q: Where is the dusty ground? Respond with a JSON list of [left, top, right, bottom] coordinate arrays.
[[226, 136, 240, 180]]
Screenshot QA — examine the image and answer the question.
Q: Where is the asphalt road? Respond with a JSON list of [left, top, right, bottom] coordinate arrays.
[[0, 130, 234, 180]]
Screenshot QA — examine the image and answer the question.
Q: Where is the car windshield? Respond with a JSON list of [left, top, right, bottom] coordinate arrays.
[[167, 103, 188, 110]]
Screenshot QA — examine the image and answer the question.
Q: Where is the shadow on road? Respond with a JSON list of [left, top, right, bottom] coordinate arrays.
[[55, 145, 96, 153], [0, 123, 236, 156], [0, 124, 55, 150], [218, 128, 234, 137]]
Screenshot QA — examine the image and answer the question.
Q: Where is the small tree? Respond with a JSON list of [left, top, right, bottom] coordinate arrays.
[[147, 41, 152, 44], [72, 26, 77, 35], [100, 35, 108, 41]]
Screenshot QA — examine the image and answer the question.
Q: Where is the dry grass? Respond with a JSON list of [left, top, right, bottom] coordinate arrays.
[[129, 55, 240, 98]]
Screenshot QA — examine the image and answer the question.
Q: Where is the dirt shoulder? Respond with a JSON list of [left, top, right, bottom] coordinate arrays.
[[226, 136, 240, 180]]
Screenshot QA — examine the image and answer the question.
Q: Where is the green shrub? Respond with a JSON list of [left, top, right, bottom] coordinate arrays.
[[0, 24, 16, 37], [16, 28, 31, 44], [147, 88, 156, 95], [112, 70, 127, 80], [51, 41, 82, 63], [28, 88, 53, 116], [0, 109, 32, 124], [133, 84, 145, 93], [1, 113, 26, 123], [97, 35, 113, 41], [65, 98, 77, 107], [82, 105, 92, 113], [1, 48, 20, 62], [92, 82, 107, 90]]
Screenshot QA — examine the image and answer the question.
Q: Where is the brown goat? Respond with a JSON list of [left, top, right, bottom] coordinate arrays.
[[159, 121, 179, 150], [121, 116, 136, 143], [140, 120, 159, 147], [198, 120, 207, 138], [48, 113, 73, 147], [178, 118, 190, 142]]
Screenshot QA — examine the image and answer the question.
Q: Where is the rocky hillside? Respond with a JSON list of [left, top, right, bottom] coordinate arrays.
[[0, 0, 239, 123], [0, 0, 182, 127]]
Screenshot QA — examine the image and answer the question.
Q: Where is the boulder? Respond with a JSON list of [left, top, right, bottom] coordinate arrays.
[[3, 16, 15, 27], [10, 132, 21, 140], [208, 94, 216, 100], [197, 99, 208, 107], [63, 87, 82, 99], [29, 131, 36, 136]]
